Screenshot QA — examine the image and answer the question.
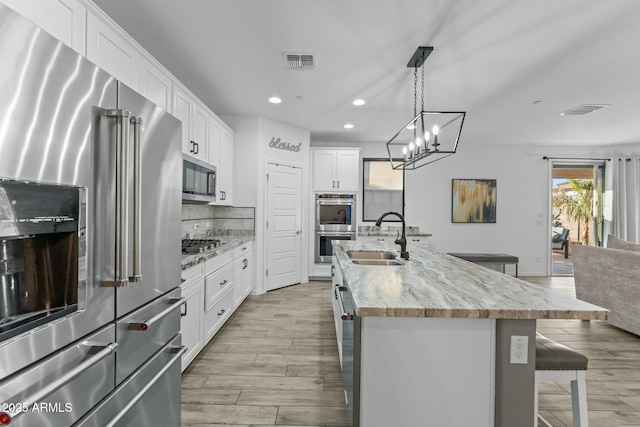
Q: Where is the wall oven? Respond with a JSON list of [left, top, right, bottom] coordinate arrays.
[[315, 194, 356, 232], [315, 232, 356, 264]]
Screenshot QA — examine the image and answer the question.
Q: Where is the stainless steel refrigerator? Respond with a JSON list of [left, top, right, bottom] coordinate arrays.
[[0, 4, 183, 426]]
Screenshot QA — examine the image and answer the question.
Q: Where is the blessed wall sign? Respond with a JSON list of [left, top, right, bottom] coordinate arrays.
[[268, 137, 302, 152]]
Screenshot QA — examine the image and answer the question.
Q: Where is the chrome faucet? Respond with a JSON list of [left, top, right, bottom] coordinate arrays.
[[375, 211, 409, 260]]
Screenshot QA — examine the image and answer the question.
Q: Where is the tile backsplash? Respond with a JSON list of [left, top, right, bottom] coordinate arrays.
[[182, 205, 255, 239]]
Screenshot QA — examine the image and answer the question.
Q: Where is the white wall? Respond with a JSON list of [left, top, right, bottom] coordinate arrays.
[[312, 140, 640, 276], [225, 115, 310, 293]]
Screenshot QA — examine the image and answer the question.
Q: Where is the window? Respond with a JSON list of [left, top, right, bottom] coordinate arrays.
[[362, 158, 404, 222]]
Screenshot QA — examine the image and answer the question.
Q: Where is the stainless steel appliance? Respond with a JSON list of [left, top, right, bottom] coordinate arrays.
[[337, 280, 360, 426], [315, 232, 356, 264], [182, 157, 216, 203], [315, 194, 356, 232], [315, 194, 356, 263], [0, 5, 183, 426]]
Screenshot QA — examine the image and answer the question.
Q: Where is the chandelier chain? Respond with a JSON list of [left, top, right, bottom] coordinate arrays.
[[413, 66, 418, 118], [421, 63, 425, 111]]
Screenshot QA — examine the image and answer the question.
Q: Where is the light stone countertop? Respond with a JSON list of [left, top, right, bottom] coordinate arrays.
[[357, 225, 431, 237], [333, 240, 609, 320], [181, 236, 254, 270]]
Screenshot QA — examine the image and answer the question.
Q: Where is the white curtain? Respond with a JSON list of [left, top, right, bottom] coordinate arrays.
[[608, 157, 640, 243]]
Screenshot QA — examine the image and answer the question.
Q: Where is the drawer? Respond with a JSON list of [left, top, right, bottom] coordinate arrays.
[[205, 261, 234, 311], [204, 250, 233, 276], [204, 288, 234, 342], [115, 288, 182, 384], [181, 263, 204, 285], [233, 241, 253, 258], [0, 325, 116, 427], [74, 334, 183, 427]]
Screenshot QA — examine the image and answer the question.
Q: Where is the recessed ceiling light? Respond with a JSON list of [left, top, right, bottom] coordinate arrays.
[[352, 99, 366, 106], [344, 123, 354, 129], [268, 96, 282, 104], [560, 104, 610, 115]]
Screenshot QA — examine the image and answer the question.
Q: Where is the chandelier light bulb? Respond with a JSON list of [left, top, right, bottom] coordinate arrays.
[[415, 137, 422, 147], [432, 125, 439, 135], [402, 146, 408, 155], [409, 142, 415, 151], [424, 130, 430, 141]]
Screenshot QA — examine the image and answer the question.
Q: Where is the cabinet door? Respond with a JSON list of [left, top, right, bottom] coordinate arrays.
[[335, 150, 360, 191], [139, 57, 172, 112], [2, 0, 86, 54], [217, 129, 234, 205], [181, 278, 204, 371], [173, 85, 193, 156], [208, 117, 222, 168], [242, 251, 253, 299], [313, 151, 336, 191], [86, 12, 139, 89], [192, 102, 209, 162]]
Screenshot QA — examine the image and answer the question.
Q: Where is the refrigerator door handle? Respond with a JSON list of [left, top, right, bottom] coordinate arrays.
[[129, 116, 143, 283], [103, 109, 132, 288]]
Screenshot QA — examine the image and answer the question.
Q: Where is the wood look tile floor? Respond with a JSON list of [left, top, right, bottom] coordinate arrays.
[[181, 281, 349, 427], [182, 278, 640, 427]]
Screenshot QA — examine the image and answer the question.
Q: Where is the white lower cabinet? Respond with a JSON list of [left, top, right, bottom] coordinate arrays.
[[233, 242, 253, 306], [204, 288, 234, 342], [179, 239, 254, 370], [180, 275, 204, 371]]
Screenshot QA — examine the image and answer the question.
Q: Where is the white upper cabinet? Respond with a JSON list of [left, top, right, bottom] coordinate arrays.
[[217, 128, 234, 205], [208, 117, 221, 168], [312, 149, 360, 192], [139, 57, 173, 113], [86, 11, 139, 89], [1, 0, 86, 54], [173, 84, 209, 162]]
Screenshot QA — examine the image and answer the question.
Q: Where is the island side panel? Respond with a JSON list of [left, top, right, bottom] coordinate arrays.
[[359, 316, 495, 427], [494, 319, 536, 427]]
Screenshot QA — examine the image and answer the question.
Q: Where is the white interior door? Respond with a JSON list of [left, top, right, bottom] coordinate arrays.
[[266, 163, 302, 291]]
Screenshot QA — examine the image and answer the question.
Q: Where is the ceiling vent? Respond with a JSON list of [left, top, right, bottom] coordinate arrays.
[[284, 53, 316, 71], [560, 104, 610, 115]]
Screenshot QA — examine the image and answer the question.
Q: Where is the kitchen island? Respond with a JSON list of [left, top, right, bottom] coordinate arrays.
[[331, 240, 608, 427]]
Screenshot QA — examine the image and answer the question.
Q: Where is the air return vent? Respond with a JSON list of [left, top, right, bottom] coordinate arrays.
[[284, 52, 316, 71], [560, 104, 610, 115]]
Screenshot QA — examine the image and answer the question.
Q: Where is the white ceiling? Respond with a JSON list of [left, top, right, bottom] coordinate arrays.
[[93, 0, 640, 147]]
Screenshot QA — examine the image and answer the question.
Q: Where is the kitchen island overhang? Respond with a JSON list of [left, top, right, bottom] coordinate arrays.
[[331, 240, 608, 427]]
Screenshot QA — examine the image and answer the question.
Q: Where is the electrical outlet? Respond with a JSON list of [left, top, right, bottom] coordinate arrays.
[[205, 222, 211, 228], [193, 223, 200, 230], [510, 335, 528, 364]]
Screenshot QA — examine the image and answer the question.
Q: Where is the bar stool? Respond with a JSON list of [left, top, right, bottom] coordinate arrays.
[[535, 333, 589, 427]]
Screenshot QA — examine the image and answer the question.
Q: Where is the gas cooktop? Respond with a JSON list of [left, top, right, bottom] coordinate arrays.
[[181, 238, 223, 255]]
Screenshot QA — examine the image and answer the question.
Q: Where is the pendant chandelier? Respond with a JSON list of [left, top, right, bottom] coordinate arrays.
[[386, 47, 466, 170]]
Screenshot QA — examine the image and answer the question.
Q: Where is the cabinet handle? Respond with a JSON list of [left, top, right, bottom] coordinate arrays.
[[332, 180, 335, 188], [220, 279, 228, 286], [218, 309, 226, 316], [194, 141, 199, 155], [242, 259, 248, 269], [190, 140, 195, 153], [181, 301, 187, 317], [0, 342, 118, 425], [341, 313, 353, 320], [334, 285, 338, 299], [377, 238, 385, 241], [337, 180, 340, 188]]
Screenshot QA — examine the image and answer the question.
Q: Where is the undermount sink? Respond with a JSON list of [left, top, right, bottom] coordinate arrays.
[[352, 259, 403, 266], [346, 250, 397, 260]]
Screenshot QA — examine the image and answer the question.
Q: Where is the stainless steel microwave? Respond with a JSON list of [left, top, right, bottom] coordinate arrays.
[[182, 157, 216, 203]]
